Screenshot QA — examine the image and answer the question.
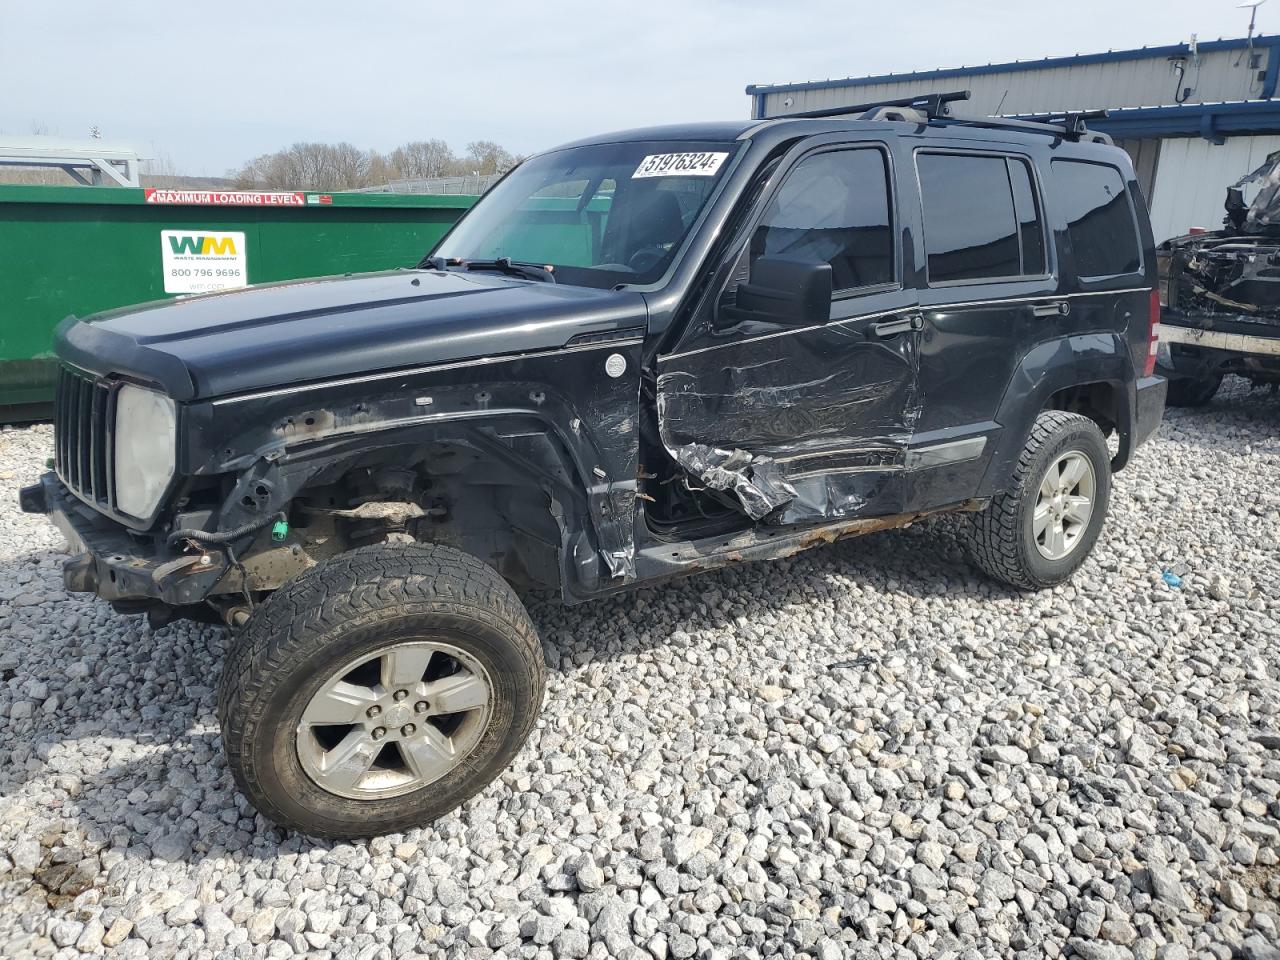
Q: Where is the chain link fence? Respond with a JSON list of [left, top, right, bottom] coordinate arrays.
[[352, 174, 503, 196]]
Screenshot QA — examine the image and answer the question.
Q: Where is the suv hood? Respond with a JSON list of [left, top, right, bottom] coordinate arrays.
[[56, 269, 649, 400]]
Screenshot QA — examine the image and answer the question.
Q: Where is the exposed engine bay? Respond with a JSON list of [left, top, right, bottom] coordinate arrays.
[[1166, 233, 1280, 319], [1157, 152, 1280, 397]]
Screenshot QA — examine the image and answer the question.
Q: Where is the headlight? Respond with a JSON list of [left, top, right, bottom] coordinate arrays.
[[113, 384, 176, 519]]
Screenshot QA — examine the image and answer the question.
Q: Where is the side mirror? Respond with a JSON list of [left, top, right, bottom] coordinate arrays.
[[721, 256, 832, 327]]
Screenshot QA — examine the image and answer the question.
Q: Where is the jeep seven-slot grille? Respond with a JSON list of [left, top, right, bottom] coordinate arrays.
[[54, 366, 117, 510]]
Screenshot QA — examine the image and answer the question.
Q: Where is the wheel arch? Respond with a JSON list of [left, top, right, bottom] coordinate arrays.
[[189, 405, 634, 603], [977, 333, 1138, 498], [283, 422, 583, 593], [1046, 380, 1121, 436]]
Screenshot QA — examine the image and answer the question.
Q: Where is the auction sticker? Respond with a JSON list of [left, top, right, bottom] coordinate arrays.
[[160, 230, 247, 294], [632, 152, 728, 178]]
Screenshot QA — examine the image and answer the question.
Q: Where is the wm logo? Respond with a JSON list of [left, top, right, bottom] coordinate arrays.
[[168, 235, 238, 255]]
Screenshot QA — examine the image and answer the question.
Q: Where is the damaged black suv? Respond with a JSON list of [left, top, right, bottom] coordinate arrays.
[[22, 95, 1166, 837]]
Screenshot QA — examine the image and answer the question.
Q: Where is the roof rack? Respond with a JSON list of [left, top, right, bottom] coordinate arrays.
[[777, 90, 1112, 144], [781, 89, 971, 121], [939, 110, 1113, 145], [1004, 109, 1114, 143]]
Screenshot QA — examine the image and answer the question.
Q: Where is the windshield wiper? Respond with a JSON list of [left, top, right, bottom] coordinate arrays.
[[467, 258, 558, 284], [422, 256, 557, 284]]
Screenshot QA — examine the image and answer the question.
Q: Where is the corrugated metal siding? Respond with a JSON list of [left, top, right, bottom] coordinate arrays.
[[1147, 134, 1280, 241], [760, 47, 1269, 118]]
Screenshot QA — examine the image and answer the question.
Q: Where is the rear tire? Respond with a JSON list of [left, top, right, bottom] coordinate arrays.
[[1165, 374, 1222, 407], [964, 411, 1111, 590], [218, 542, 545, 839]]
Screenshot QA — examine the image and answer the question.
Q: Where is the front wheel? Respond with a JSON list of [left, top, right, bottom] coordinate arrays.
[[964, 411, 1111, 590], [217, 542, 545, 838]]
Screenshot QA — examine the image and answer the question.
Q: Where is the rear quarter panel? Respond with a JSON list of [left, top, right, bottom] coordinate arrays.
[[977, 140, 1157, 497]]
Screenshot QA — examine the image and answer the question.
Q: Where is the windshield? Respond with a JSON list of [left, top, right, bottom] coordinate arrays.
[[432, 139, 740, 288]]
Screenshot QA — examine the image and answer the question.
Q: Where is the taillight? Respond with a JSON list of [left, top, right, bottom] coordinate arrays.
[[1144, 288, 1160, 377]]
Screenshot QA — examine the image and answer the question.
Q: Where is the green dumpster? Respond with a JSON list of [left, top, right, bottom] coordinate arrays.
[[0, 184, 476, 420]]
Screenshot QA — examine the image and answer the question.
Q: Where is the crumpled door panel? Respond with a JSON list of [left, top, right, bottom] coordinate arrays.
[[656, 322, 921, 523]]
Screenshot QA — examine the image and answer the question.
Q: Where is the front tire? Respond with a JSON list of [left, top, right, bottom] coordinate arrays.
[[964, 411, 1111, 590], [217, 542, 545, 839]]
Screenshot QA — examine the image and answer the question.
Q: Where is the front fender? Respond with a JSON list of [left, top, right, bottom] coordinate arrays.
[[176, 342, 644, 597]]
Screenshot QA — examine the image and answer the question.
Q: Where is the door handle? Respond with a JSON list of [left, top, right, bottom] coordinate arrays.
[[871, 314, 924, 338], [1032, 301, 1070, 317]]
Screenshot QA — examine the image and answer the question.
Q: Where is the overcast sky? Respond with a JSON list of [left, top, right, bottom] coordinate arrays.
[[2, 0, 1271, 176]]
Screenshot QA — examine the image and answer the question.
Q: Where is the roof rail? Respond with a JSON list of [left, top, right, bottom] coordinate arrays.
[[777, 90, 1112, 143]]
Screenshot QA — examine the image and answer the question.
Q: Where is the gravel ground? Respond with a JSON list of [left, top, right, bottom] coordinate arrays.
[[1, 379, 1278, 960]]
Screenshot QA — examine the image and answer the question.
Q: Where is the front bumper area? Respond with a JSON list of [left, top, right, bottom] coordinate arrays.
[[20, 472, 229, 606], [1159, 322, 1280, 359], [1156, 314, 1280, 383]]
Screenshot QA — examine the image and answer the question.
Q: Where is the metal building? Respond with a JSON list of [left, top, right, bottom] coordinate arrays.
[[746, 36, 1280, 242]]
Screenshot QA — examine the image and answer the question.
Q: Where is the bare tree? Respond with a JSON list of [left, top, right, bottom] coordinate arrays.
[[464, 140, 518, 176], [230, 138, 523, 190], [389, 139, 459, 179], [231, 142, 381, 191], [328, 142, 374, 188], [367, 151, 397, 187]]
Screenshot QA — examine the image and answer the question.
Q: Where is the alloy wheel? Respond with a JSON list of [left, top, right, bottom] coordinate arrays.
[[1032, 450, 1096, 561], [295, 641, 493, 800]]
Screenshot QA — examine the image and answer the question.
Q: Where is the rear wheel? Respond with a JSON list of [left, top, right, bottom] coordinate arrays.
[[218, 542, 545, 838], [964, 411, 1111, 590], [1165, 374, 1222, 407]]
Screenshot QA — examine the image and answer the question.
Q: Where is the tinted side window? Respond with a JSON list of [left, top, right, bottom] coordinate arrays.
[[919, 153, 1021, 283], [753, 149, 893, 291], [1009, 160, 1046, 276], [1051, 160, 1141, 277]]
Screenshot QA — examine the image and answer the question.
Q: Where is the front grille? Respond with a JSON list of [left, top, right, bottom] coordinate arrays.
[[54, 366, 117, 510]]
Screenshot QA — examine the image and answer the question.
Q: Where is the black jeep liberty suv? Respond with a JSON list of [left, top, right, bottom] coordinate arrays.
[[22, 92, 1167, 837]]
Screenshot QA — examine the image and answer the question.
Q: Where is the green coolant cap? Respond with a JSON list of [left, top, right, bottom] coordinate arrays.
[[271, 519, 289, 542]]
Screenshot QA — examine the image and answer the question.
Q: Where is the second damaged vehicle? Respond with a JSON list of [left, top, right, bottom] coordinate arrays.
[[22, 94, 1166, 836], [1157, 151, 1280, 405]]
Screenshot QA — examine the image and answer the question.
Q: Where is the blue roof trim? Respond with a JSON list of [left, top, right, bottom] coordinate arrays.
[[1014, 100, 1280, 140], [1264, 43, 1280, 99], [746, 35, 1280, 97]]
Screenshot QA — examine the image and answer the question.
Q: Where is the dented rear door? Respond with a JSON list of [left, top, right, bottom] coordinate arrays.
[[656, 135, 921, 523]]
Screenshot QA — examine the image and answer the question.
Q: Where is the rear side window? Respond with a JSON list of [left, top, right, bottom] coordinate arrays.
[[917, 152, 1046, 284], [1051, 159, 1142, 278], [753, 148, 894, 291], [1009, 161, 1046, 276]]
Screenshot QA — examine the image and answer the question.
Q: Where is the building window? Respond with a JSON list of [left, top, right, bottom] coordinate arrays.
[[917, 152, 1046, 284], [753, 148, 894, 292], [1050, 160, 1142, 278]]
